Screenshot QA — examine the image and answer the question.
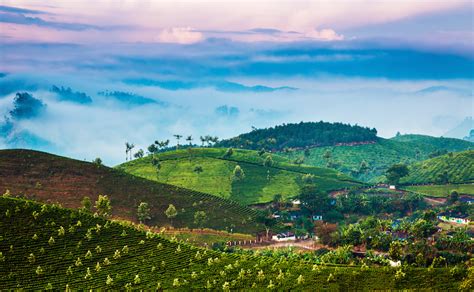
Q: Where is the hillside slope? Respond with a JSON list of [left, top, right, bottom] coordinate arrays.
[[281, 135, 472, 182], [117, 148, 361, 205], [0, 149, 260, 233], [0, 197, 462, 290], [401, 150, 474, 185]]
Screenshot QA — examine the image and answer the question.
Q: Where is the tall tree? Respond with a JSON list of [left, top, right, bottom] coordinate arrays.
[[193, 211, 208, 228], [232, 165, 245, 181], [385, 164, 409, 185], [165, 204, 178, 226], [173, 135, 183, 149], [186, 135, 193, 146], [137, 202, 151, 224], [95, 195, 112, 217]]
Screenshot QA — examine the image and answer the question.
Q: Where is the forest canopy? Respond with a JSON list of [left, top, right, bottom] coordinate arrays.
[[217, 121, 378, 151]]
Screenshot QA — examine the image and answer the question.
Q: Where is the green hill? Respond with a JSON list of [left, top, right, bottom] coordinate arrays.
[[0, 149, 260, 233], [117, 148, 361, 205], [401, 150, 474, 185], [216, 121, 378, 151], [280, 135, 473, 182], [0, 197, 462, 290]]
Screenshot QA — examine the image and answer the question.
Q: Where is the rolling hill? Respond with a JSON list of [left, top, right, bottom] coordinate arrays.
[[400, 150, 474, 185], [216, 121, 378, 151], [0, 149, 260, 233], [0, 196, 462, 290], [116, 148, 361, 205], [280, 135, 473, 182]]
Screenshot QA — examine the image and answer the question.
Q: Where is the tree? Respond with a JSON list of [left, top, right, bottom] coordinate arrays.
[[263, 155, 273, 167], [137, 202, 151, 224], [193, 211, 208, 228], [173, 135, 183, 149], [148, 144, 158, 155], [224, 148, 233, 158], [95, 195, 111, 217], [92, 157, 102, 166], [134, 149, 144, 159], [81, 196, 92, 212], [272, 194, 283, 211], [299, 185, 330, 216], [186, 135, 193, 146], [199, 136, 206, 147], [304, 148, 311, 157], [152, 157, 161, 176], [256, 211, 276, 239], [302, 174, 315, 185], [193, 165, 203, 175], [232, 165, 245, 181], [165, 204, 178, 226], [448, 191, 459, 205], [385, 164, 409, 185], [323, 150, 332, 161], [359, 160, 369, 174], [389, 241, 404, 261]]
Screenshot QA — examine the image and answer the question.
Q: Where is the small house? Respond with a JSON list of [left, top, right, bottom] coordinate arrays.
[[459, 197, 474, 205], [272, 232, 296, 242], [437, 212, 470, 225], [312, 215, 323, 221]]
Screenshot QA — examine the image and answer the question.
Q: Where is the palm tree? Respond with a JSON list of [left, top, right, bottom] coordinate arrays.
[[173, 135, 183, 149], [129, 144, 135, 160], [186, 135, 193, 146], [125, 142, 132, 161], [199, 136, 206, 147]]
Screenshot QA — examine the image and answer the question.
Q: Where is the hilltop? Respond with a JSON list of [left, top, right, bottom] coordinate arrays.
[[0, 149, 260, 233], [401, 150, 474, 185], [280, 134, 472, 182], [216, 121, 378, 151], [0, 197, 463, 290], [117, 148, 361, 205]]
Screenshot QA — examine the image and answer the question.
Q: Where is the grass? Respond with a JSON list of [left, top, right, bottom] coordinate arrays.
[[0, 149, 261, 234], [402, 184, 474, 197], [401, 150, 474, 185], [281, 136, 472, 182], [0, 196, 464, 290], [117, 148, 361, 205]]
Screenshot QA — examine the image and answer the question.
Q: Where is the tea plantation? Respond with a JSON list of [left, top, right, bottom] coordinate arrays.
[[401, 150, 474, 185], [117, 148, 360, 205], [0, 197, 466, 290]]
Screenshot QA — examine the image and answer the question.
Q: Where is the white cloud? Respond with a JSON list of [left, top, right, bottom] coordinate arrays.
[[157, 27, 203, 44], [304, 28, 344, 41]]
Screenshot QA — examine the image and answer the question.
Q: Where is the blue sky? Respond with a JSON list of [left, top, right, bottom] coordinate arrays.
[[0, 1, 472, 164]]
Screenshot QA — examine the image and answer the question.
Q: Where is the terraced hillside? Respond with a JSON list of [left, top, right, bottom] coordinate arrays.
[[0, 197, 464, 290], [0, 149, 260, 233], [117, 148, 361, 205], [401, 150, 474, 185], [281, 135, 472, 182]]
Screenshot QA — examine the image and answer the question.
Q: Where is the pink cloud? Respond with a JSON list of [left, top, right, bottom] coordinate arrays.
[[157, 27, 203, 44]]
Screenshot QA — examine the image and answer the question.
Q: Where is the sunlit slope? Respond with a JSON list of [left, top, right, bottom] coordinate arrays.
[[117, 148, 361, 205]]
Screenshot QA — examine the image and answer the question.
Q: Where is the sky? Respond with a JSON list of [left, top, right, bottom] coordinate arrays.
[[0, 0, 473, 165]]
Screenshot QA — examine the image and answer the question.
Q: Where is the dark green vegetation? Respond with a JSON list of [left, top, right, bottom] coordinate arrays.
[[0, 197, 467, 290], [281, 134, 472, 182], [216, 121, 378, 151], [0, 149, 260, 233], [117, 148, 361, 205], [401, 150, 474, 185]]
